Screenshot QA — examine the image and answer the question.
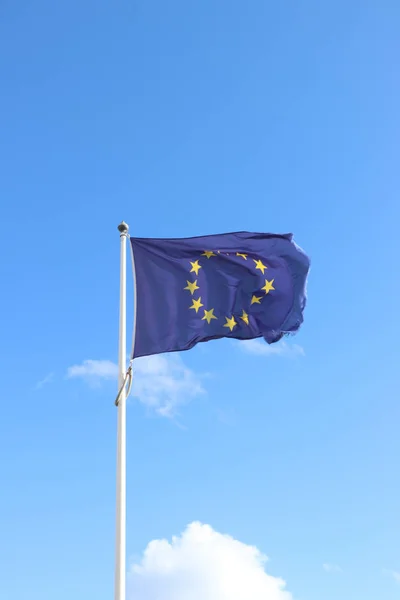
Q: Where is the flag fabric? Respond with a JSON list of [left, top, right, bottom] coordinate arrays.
[[130, 231, 309, 359]]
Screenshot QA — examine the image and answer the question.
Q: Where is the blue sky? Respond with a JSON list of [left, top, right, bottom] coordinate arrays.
[[1, 1, 400, 599]]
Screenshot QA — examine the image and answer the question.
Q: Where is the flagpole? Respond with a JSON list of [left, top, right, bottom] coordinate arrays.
[[115, 221, 129, 600]]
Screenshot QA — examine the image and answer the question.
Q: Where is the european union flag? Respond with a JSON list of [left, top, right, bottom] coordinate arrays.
[[130, 232, 309, 358]]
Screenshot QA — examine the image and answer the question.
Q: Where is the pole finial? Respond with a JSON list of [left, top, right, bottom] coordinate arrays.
[[118, 221, 129, 235]]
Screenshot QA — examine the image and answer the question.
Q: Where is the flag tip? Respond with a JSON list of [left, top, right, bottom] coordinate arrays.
[[118, 221, 129, 234]]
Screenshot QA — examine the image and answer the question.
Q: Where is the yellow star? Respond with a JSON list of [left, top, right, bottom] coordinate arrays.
[[236, 252, 248, 260], [189, 297, 204, 313], [190, 260, 202, 275], [251, 295, 262, 305], [202, 251, 216, 259], [223, 316, 237, 332], [184, 280, 200, 295], [202, 308, 217, 324], [189, 260, 201, 275], [261, 279, 275, 294], [240, 310, 249, 325], [253, 259, 268, 274]]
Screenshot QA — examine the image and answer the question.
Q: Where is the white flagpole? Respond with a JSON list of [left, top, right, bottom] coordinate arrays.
[[115, 221, 129, 600]]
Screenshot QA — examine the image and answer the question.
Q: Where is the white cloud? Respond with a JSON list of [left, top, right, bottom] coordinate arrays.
[[35, 372, 54, 389], [132, 354, 204, 417], [239, 339, 304, 357], [67, 359, 118, 383], [66, 355, 204, 417], [128, 522, 292, 600], [383, 569, 400, 583], [323, 563, 342, 573]]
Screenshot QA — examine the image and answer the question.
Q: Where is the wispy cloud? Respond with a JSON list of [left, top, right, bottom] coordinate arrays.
[[67, 359, 118, 384], [132, 354, 204, 417], [66, 355, 204, 417], [238, 339, 305, 357], [323, 563, 342, 573], [35, 372, 54, 389], [383, 569, 400, 583]]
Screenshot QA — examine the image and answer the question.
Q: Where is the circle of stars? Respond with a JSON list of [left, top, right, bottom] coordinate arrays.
[[183, 250, 275, 332]]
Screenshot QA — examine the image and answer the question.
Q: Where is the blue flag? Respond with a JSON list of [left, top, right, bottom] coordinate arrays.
[[130, 232, 309, 358]]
